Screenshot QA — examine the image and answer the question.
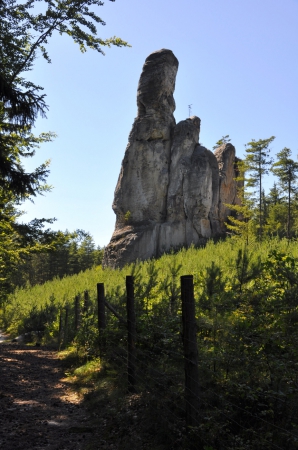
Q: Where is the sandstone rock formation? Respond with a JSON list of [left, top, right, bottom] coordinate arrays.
[[214, 143, 242, 230], [103, 49, 241, 268]]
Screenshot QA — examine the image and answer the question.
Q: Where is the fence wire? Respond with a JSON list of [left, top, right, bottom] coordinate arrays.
[[56, 278, 298, 450]]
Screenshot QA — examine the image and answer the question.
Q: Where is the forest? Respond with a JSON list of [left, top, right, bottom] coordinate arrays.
[[2, 45, 298, 449], [2, 237, 298, 449], [1, 0, 298, 448], [3, 130, 298, 447]]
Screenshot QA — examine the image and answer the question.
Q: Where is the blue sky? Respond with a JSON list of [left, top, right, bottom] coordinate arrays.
[[22, 0, 298, 246]]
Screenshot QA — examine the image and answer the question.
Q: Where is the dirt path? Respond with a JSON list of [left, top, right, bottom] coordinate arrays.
[[0, 342, 94, 450]]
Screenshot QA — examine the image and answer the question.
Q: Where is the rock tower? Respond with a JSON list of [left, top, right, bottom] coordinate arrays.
[[103, 49, 240, 268]]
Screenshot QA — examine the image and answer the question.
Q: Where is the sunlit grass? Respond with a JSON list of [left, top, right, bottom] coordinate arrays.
[[2, 236, 298, 339]]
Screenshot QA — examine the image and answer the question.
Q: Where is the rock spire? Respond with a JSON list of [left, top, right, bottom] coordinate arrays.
[[103, 49, 240, 268]]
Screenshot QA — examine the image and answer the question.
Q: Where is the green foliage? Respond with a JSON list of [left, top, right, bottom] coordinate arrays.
[[226, 202, 257, 244], [18, 296, 58, 339], [0, 190, 66, 302], [226, 142, 298, 243], [271, 147, 298, 238], [2, 237, 298, 448], [225, 161, 257, 244], [74, 311, 98, 355], [17, 229, 104, 286], [244, 136, 275, 238], [271, 147, 298, 192], [0, 113, 55, 198], [234, 246, 261, 294], [2, 236, 296, 336], [0, 0, 126, 304], [124, 210, 131, 223], [212, 134, 231, 149], [1, 0, 129, 126]]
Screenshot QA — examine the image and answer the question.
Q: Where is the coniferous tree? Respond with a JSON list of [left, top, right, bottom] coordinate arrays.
[[0, 0, 128, 197], [212, 135, 231, 150], [271, 147, 298, 238], [0, 0, 126, 300], [244, 136, 275, 239], [11, 229, 103, 288], [264, 183, 286, 236], [267, 182, 280, 206], [225, 160, 257, 244]]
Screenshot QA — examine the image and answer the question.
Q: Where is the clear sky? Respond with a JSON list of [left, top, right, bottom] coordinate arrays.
[[22, 0, 298, 247]]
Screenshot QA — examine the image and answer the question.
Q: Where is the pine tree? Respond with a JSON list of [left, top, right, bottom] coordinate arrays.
[[244, 136, 275, 238], [0, 0, 129, 197], [267, 182, 280, 206], [271, 147, 298, 238], [212, 135, 231, 150], [0, 0, 127, 300], [225, 161, 257, 244]]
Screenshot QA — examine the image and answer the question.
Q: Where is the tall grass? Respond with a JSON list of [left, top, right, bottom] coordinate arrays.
[[2, 236, 297, 336], [2, 236, 298, 449]]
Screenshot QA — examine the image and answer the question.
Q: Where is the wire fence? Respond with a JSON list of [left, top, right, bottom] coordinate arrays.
[[54, 275, 298, 450]]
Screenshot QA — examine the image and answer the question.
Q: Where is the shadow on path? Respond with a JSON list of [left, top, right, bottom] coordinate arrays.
[[0, 343, 94, 450]]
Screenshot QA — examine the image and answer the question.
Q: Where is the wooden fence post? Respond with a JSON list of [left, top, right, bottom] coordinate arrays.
[[74, 295, 80, 331], [97, 283, 106, 330], [58, 308, 63, 349], [126, 275, 136, 393], [181, 275, 200, 428], [64, 305, 69, 344], [97, 283, 106, 355], [83, 290, 89, 313]]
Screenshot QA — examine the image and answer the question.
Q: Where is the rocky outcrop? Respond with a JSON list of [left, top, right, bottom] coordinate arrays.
[[103, 49, 241, 269], [112, 49, 178, 229], [214, 143, 242, 229]]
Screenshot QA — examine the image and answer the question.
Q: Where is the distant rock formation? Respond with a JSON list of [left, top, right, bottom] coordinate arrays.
[[103, 49, 241, 268]]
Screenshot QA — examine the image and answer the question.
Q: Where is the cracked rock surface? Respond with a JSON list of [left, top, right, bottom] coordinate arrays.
[[103, 49, 241, 268]]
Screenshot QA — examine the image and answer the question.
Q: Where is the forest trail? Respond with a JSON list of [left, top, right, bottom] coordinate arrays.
[[0, 342, 95, 450]]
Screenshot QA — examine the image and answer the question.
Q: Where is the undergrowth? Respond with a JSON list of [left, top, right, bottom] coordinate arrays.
[[1, 237, 298, 449]]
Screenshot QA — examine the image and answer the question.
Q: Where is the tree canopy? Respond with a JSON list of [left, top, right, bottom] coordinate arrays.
[[271, 147, 298, 238], [244, 137, 275, 238], [0, 0, 127, 302], [0, 0, 129, 196]]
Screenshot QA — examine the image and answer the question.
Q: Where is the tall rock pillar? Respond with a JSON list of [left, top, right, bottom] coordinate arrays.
[[214, 143, 242, 231], [103, 49, 179, 268], [103, 49, 242, 269]]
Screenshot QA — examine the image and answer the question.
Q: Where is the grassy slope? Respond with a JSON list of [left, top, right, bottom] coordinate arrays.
[[2, 236, 296, 335], [2, 236, 298, 449]]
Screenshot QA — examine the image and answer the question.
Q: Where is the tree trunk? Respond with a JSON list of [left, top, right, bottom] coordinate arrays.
[[181, 275, 200, 428], [126, 276, 136, 393]]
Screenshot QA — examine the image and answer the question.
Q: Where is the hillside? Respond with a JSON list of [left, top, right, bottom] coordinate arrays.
[[1, 237, 298, 449]]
